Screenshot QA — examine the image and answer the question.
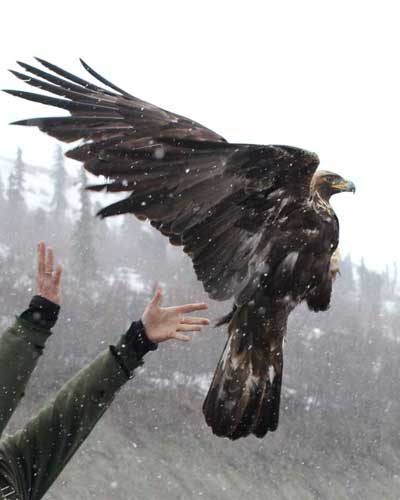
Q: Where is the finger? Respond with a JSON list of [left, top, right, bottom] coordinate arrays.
[[37, 241, 45, 275], [151, 284, 163, 307], [176, 325, 202, 332], [54, 263, 62, 287], [180, 316, 210, 325], [171, 332, 191, 342], [175, 303, 208, 314], [46, 247, 54, 274]]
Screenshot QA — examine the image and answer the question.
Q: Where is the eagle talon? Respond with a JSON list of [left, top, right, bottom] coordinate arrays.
[[329, 248, 341, 281]]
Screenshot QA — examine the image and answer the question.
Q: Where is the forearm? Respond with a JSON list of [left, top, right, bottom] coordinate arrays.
[[0, 349, 128, 500], [0, 321, 156, 500], [0, 297, 58, 437]]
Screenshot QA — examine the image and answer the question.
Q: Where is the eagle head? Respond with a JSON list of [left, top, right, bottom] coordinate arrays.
[[311, 170, 356, 200]]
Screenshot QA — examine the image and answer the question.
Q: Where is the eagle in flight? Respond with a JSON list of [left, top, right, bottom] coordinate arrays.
[[5, 59, 355, 440]]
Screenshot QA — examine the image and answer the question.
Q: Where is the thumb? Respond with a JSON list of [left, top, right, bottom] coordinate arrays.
[[151, 284, 163, 307]]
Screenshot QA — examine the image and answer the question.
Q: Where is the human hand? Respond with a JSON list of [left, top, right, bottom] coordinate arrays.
[[36, 241, 63, 305], [141, 286, 209, 343]]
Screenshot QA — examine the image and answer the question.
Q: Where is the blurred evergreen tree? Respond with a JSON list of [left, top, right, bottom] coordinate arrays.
[[118, 215, 155, 278], [0, 173, 5, 230], [91, 200, 115, 273], [5, 148, 27, 249], [71, 169, 97, 283], [381, 263, 397, 301], [358, 258, 383, 326], [340, 254, 355, 290], [7, 148, 26, 216], [51, 145, 67, 221], [32, 208, 48, 239], [0, 172, 5, 206]]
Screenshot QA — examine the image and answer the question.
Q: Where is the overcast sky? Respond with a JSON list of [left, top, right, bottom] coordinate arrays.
[[1, 0, 399, 272]]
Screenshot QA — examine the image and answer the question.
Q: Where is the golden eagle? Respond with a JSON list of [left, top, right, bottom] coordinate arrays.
[[5, 59, 355, 440]]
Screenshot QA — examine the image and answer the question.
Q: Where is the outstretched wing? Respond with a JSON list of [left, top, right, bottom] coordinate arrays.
[[6, 59, 320, 303], [6, 58, 225, 144]]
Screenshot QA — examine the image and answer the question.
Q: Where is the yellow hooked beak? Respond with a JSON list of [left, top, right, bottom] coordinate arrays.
[[334, 179, 356, 194]]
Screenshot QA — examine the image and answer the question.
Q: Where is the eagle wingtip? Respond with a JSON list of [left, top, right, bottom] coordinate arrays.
[[8, 69, 29, 82], [2, 89, 19, 97], [79, 57, 89, 69], [34, 56, 46, 65], [9, 119, 26, 126]]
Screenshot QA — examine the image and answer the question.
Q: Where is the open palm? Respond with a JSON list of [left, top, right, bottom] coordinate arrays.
[[141, 287, 209, 343]]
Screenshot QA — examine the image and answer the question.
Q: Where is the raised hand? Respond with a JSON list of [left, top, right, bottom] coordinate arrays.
[[36, 241, 63, 305], [141, 286, 209, 343]]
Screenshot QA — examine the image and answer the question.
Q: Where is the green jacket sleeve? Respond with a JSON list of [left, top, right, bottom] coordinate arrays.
[[0, 318, 52, 438], [0, 321, 155, 500], [0, 296, 59, 439]]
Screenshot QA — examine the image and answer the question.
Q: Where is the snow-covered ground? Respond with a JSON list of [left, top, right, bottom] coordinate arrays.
[[145, 371, 213, 397]]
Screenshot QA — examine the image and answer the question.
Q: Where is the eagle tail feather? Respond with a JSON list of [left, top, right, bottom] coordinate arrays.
[[203, 303, 284, 440]]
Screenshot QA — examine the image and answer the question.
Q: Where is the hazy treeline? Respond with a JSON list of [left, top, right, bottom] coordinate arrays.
[[0, 146, 399, 438]]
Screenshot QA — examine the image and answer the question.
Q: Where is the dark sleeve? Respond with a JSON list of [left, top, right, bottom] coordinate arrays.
[[0, 297, 59, 438], [0, 321, 156, 500], [111, 320, 158, 377], [19, 295, 60, 331]]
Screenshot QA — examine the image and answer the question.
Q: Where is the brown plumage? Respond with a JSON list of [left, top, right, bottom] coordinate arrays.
[[5, 59, 355, 439]]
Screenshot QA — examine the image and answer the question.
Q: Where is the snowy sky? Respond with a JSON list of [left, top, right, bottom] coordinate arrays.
[[0, 0, 399, 271]]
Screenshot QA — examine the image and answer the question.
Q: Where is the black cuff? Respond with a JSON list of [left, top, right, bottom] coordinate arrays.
[[19, 295, 60, 330], [111, 320, 158, 378]]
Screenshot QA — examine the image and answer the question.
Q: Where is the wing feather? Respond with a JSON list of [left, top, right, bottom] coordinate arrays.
[[6, 59, 320, 302]]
